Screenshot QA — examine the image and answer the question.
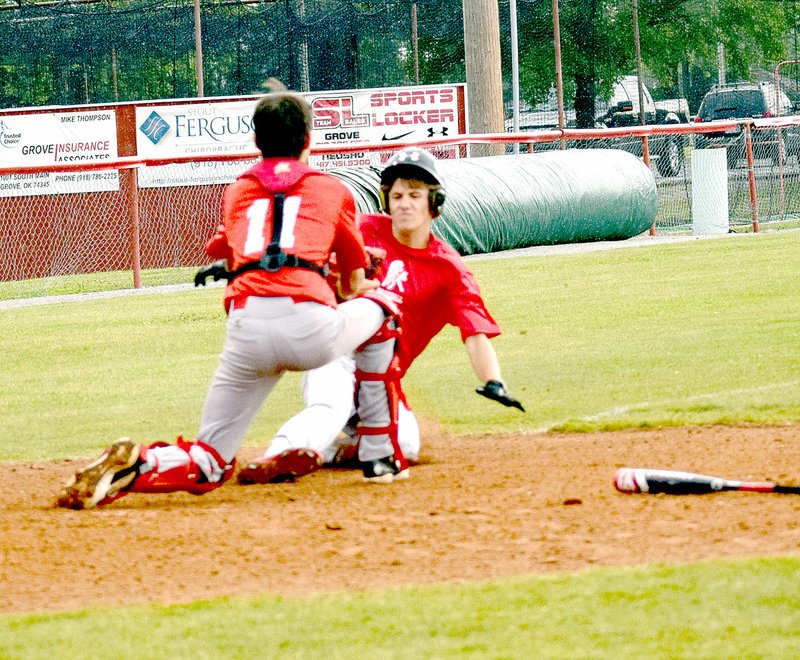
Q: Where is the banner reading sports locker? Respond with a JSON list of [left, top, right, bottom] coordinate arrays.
[[308, 84, 464, 170], [134, 84, 465, 187], [0, 110, 119, 198]]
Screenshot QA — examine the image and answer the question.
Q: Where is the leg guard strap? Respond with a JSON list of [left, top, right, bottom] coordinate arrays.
[[131, 437, 236, 496], [360, 287, 402, 320], [358, 316, 401, 350]]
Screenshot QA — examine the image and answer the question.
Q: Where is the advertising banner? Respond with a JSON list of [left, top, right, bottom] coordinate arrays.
[[0, 110, 119, 197], [134, 84, 464, 187], [135, 100, 257, 188], [308, 84, 462, 170]]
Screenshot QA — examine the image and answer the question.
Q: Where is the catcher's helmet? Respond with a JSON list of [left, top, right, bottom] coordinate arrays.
[[380, 147, 446, 217]]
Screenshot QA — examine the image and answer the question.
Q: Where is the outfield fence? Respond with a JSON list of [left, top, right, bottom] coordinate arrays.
[[2, 116, 800, 295]]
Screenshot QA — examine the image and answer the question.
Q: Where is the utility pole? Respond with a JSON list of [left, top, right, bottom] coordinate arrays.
[[462, 0, 505, 156], [194, 0, 204, 96]]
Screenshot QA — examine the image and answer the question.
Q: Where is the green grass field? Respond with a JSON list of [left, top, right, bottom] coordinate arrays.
[[3, 230, 800, 656], [2, 558, 800, 659]]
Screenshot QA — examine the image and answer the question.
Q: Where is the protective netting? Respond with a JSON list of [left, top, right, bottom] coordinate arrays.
[[3, 0, 800, 117], [0, 0, 466, 107], [5, 122, 800, 300], [0, 171, 133, 283]]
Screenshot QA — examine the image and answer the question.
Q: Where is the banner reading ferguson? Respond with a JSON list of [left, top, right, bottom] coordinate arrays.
[[0, 111, 119, 198]]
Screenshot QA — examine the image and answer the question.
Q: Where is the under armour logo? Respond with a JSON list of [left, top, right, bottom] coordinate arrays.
[[381, 259, 408, 293], [427, 127, 449, 137]]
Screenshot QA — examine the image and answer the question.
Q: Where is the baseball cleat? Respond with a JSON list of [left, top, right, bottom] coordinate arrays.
[[362, 456, 410, 484], [237, 448, 324, 485], [56, 438, 142, 510]]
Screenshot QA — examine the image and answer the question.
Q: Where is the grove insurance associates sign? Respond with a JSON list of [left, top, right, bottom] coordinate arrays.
[[0, 110, 119, 197]]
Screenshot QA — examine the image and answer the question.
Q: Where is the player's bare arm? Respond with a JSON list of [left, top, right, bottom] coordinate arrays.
[[339, 266, 380, 299], [464, 333, 502, 382], [466, 333, 525, 412]]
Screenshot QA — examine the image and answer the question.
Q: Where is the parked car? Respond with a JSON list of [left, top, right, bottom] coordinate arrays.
[[694, 81, 800, 168], [506, 76, 689, 177], [595, 76, 689, 177]]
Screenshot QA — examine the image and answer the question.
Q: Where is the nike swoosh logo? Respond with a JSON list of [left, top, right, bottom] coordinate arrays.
[[381, 131, 415, 141]]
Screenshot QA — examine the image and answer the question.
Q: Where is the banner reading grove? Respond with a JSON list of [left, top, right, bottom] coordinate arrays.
[[0, 110, 119, 197]]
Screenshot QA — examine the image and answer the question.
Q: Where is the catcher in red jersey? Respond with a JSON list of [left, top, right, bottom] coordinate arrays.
[[57, 83, 396, 509], [237, 147, 524, 485]]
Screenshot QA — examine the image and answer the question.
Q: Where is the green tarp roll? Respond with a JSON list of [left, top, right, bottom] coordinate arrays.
[[330, 148, 658, 255]]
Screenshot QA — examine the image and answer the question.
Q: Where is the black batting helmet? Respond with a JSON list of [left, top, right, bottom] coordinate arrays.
[[380, 147, 446, 216]]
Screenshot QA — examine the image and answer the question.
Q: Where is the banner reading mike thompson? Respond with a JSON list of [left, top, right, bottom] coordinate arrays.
[[0, 110, 119, 197]]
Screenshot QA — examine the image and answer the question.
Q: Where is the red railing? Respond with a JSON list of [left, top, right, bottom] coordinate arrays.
[[3, 116, 800, 288]]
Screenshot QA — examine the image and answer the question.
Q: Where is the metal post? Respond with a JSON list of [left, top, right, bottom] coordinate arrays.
[[510, 0, 519, 153], [745, 123, 759, 233], [412, 3, 420, 84], [111, 47, 119, 102], [552, 0, 566, 148], [774, 60, 800, 220], [297, 0, 310, 91], [126, 168, 142, 288], [633, 0, 653, 234], [633, 0, 647, 138]]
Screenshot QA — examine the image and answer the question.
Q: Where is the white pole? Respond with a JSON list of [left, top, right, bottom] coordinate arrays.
[[510, 0, 519, 153]]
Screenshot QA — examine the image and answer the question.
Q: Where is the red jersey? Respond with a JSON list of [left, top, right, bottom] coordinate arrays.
[[206, 158, 368, 310], [358, 213, 501, 376]]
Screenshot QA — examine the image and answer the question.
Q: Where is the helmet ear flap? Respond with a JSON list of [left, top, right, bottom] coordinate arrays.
[[429, 188, 446, 217], [382, 185, 446, 216], [379, 186, 389, 214]]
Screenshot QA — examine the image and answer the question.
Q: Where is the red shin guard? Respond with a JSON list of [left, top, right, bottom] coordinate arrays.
[[356, 354, 407, 470]]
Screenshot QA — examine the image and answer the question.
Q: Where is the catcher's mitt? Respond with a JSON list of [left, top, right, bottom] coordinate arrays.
[[364, 246, 386, 280], [194, 260, 232, 287]]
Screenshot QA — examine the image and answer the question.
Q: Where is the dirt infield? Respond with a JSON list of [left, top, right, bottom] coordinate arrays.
[[4, 423, 800, 615]]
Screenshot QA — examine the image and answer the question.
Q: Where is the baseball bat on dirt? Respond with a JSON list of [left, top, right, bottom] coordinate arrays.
[[614, 467, 800, 495]]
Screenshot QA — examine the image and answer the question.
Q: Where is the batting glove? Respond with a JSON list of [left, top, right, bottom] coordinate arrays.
[[194, 260, 231, 287], [476, 380, 525, 412]]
